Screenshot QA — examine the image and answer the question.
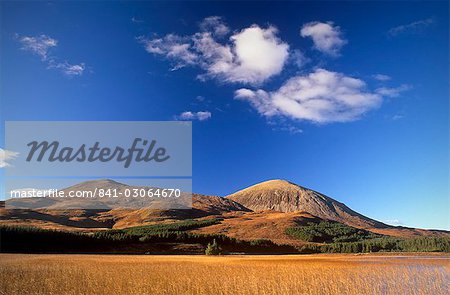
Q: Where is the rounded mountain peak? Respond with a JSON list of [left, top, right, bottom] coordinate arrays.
[[229, 179, 306, 195], [226, 179, 382, 228]]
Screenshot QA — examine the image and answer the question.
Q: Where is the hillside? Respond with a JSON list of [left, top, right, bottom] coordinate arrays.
[[1, 179, 249, 230], [1, 179, 449, 252], [226, 179, 449, 238], [227, 179, 387, 229]]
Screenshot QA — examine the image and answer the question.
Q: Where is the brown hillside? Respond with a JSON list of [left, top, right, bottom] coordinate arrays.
[[191, 211, 321, 246], [1, 179, 448, 240], [227, 179, 387, 229]]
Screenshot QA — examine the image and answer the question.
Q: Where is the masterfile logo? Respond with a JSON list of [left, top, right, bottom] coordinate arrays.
[[26, 138, 170, 168], [5, 121, 192, 177], [3, 121, 192, 210]]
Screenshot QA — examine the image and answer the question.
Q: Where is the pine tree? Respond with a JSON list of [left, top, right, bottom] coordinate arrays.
[[205, 239, 221, 255]]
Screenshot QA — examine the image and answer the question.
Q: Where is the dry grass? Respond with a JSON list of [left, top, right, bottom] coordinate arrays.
[[0, 254, 448, 295]]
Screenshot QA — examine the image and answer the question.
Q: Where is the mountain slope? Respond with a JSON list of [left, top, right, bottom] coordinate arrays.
[[1, 179, 249, 230], [2, 179, 448, 241], [191, 211, 322, 246], [227, 179, 388, 229]]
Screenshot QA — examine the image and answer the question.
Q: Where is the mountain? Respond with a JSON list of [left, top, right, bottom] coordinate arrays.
[[1, 179, 448, 243], [1, 179, 249, 230], [227, 179, 386, 229], [226, 179, 449, 238], [99, 194, 250, 229]]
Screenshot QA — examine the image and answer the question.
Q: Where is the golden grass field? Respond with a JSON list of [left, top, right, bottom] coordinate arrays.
[[0, 254, 448, 295]]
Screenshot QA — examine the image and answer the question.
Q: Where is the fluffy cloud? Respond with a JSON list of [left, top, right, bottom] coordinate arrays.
[[178, 111, 212, 121], [235, 69, 383, 124], [140, 34, 197, 70], [0, 148, 19, 168], [141, 17, 408, 127], [375, 84, 411, 97], [139, 17, 289, 84], [199, 16, 230, 37], [292, 50, 310, 68], [17, 34, 85, 76], [372, 74, 391, 81], [388, 18, 434, 37], [300, 22, 346, 56], [18, 34, 57, 60]]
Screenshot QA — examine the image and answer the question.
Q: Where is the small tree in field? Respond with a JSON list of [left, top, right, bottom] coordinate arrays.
[[205, 239, 221, 255]]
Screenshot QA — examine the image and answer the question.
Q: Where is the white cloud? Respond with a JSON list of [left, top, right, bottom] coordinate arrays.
[[140, 34, 198, 70], [139, 17, 289, 84], [178, 111, 212, 121], [376, 84, 411, 97], [235, 88, 278, 116], [18, 34, 57, 60], [392, 114, 404, 121], [300, 22, 346, 56], [199, 16, 230, 37], [17, 34, 86, 77], [372, 74, 391, 81], [388, 18, 434, 37], [139, 18, 408, 127], [290, 49, 309, 68], [272, 124, 303, 134], [0, 148, 19, 168], [226, 26, 289, 83], [48, 61, 85, 76], [235, 69, 383, 124]]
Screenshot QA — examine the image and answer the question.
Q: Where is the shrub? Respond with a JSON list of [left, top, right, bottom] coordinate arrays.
[[205, 239, 221, 255]]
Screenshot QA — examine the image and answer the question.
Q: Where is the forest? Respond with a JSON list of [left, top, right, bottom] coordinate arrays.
[[1, 220, 449, 254]]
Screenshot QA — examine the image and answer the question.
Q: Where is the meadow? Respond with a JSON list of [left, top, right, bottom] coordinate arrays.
[[0, 254, 448, 295]]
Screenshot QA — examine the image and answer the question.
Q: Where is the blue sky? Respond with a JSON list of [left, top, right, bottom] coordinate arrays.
[[0, 1, 448, 230]]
